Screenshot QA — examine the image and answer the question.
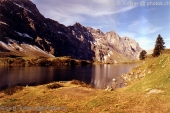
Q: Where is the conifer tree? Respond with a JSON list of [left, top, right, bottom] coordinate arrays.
[[152, 34, 165, 57]]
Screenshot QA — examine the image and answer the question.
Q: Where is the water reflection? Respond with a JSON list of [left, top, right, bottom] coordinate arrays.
[[0, 64, 137, 90], [91, 64, 137, 89], [0, 67, 55, 90]]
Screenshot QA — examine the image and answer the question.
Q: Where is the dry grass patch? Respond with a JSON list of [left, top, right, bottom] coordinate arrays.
[[46, 83, 63, 89], [0, 83, 170, 112], [2, 86, 23, 95], [71, 80, 94, 88]]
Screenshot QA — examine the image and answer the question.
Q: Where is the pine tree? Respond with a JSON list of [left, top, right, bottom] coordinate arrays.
[[139, 50, 147, 60], [152, 34, 165, 57]]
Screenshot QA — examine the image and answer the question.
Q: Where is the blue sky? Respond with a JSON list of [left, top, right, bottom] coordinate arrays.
[[30, 0, 170, 50]]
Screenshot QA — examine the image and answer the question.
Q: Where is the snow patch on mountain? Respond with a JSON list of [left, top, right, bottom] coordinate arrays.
[[0, 21, 8, 26], [15, 31, 33, 39], [13, 2, 32, 14]]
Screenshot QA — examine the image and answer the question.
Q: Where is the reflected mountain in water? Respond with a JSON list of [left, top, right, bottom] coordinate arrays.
[[0, 64, 137, 90], [91, 64, 137, 89]]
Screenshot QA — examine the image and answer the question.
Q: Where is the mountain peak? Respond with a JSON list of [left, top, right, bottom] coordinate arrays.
[[73, 22, 82, 27], [0, 0, 142, 62]]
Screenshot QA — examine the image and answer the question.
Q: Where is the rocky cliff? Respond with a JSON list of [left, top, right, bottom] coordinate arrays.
[[0, 0, 142, 63]]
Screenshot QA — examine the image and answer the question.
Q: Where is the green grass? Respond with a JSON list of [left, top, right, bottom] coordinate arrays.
[[1, 52, 170, 112], [124, 54, 170, 94]]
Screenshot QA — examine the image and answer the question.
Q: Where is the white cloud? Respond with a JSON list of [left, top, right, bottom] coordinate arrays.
[[135, 37, 155, 50], [30, 0, 136, 26], [93, 5, 136, 16], [128, 17, 162, 34], [135, 37, 170, 50], [165, 38, 170, 41]]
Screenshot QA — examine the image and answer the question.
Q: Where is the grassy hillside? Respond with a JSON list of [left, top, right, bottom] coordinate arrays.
[[123, 53, 170, 92], [1, 52, 170, 112], [119, 52, 170, 112]]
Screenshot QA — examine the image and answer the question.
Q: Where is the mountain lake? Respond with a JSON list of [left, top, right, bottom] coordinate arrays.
[[0, 64, 138, 90]]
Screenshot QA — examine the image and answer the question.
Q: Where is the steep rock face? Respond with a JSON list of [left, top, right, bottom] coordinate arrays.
[[0, 0, 142, 62], [0, 0, 95, 59], [87, 28, 142, 62], [121, 37, 142, 59]]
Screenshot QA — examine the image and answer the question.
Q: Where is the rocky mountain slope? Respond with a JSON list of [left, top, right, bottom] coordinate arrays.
[[0, 0, 142, 63]]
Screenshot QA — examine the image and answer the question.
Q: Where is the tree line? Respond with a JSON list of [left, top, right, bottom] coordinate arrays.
[[139, 34, 165, 60]]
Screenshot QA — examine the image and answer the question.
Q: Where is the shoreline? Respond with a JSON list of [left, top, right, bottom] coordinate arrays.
[[0, 56, 139, 67], [1, 54, 170, 112], [0, 57, 92, 67]]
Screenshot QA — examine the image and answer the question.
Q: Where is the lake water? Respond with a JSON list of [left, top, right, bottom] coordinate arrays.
[[0, 64, 137, 90]]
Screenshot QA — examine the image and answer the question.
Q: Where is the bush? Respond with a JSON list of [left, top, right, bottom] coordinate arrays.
[[51, 59, 62, 65], [12, 58, 25, 65], [37, 58, 52, 66], [81, 61, 91, 66], [71, 80, 94, 88], [46, 83, 63, 89], [139, 50, 147, 60], [3, 86, 23, 95], [70, 60, 77, 66]]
